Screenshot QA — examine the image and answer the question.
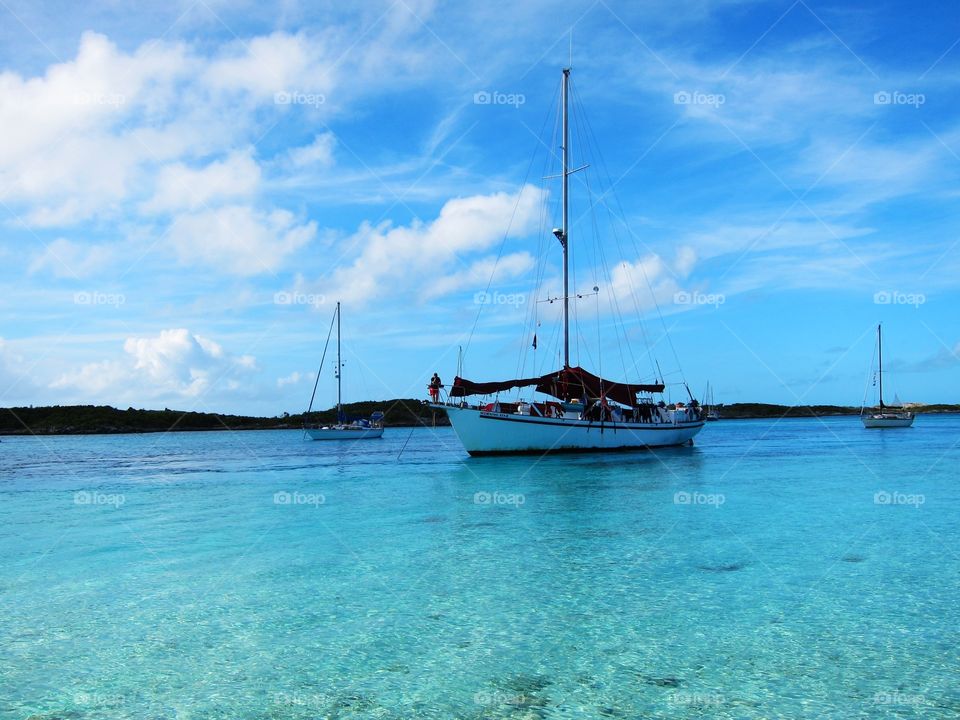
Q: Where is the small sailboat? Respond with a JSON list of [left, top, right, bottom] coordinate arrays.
[[861, 324, 914, 429], [431, 67, 705, 455], [704, 382, 720, 421], [303, 302, 384, 441]]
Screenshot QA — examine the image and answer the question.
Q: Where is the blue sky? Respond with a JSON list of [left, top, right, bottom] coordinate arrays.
[[0, 0, 957, 415]]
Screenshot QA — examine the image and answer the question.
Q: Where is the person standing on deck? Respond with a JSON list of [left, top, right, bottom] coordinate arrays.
[[429, 373, 443, 403]]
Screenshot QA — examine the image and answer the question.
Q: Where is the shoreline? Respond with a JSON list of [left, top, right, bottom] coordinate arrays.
[[2, 402, 957, 436]]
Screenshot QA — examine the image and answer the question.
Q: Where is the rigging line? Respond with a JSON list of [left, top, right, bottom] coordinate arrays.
[[515, 95, 563, 381], [303, 306, 338, 439], [574, 82, 663, 382], [860, 332, 877, 412], [572, 79, 656, 382], [463, 78, 559, 363]]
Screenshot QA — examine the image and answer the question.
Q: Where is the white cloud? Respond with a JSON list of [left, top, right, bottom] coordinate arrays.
[[609, 248, 694, 311], [169, 206, 316, 276], [29, 238, 114, 279], [424, 252, 534, 300], [142, 150, 261, 213], [277, 371, 304, 387], [204, 31, 334, 100], [52, 328, 257, 402], [321, 184, 546, 304], [288, 133, 336, 168]]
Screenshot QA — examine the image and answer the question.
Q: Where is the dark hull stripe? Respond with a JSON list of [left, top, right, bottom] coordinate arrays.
[[475, 412, 705, 432]]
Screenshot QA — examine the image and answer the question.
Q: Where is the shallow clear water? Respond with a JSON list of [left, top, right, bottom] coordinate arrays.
[[1, 416, 958, 719]]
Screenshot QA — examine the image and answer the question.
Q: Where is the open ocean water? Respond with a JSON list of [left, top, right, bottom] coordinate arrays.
[[1, 415, 958, 719]]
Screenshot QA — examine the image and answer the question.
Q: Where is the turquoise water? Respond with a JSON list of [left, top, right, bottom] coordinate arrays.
[[1, 416, 959, 719]]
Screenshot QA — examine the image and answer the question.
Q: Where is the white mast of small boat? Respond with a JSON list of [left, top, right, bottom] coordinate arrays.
[[304, 301, 385, 441], [861, 323, 914, 428], [431, 66, 705, 455]]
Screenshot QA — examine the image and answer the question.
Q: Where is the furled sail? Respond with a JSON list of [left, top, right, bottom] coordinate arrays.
[[450, 365, 664, 406]]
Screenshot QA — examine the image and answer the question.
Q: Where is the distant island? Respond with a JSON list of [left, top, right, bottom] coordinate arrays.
[[0, 402, 957, 436], [0, 400, 447, 436]]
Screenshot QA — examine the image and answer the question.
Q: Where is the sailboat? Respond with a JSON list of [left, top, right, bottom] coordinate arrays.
[[431, 67, 705, 455], [861, 324, 914, 429], [303, 302, 384, 440], [704, 382, 720, 421]]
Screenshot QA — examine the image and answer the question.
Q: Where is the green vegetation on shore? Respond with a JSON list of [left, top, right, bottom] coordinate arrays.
[[0, 400, 446, 436], [1, 402, 957, 435], [718, 403, 960, 419]]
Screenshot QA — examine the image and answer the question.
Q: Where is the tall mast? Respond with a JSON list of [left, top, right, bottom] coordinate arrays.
[[561, 67, 571, 370], [877, 323, 884, 410], [336, 301, 343, 421]]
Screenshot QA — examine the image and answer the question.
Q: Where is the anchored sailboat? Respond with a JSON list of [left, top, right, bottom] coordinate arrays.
[[432, 67, 705, 455], [861, 324, 914, 429], [704, 382, 720, 421], [304, 302, 384, 441]]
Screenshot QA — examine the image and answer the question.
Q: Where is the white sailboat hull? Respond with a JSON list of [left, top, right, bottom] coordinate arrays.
[[861, 414, 914, 428], [439, 405, 704, 455], [305, 427, 384, 440]]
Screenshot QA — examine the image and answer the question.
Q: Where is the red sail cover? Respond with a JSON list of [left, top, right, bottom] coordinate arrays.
[[450, 366, 664, 406]]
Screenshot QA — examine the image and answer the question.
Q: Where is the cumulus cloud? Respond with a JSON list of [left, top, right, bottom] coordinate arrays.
[[204, 31, 335, 100], [609, 247, 698, 311], [277, 371, 304, 387], [169, 206, 316, 276], [142, 150, 261, 213], [319, 184, 546, 304], [288, 133, 336, 168], [52, 328, 257, 402], [0, 30, 337, 229]]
